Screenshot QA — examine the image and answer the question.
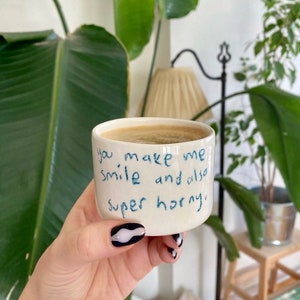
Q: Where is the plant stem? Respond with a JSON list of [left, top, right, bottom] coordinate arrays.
[[53, 0, 69, 35], [140, 18, 162, 117], [191, 91, 247, 121]]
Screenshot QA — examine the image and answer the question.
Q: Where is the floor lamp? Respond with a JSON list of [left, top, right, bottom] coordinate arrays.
[[170, 43, 231, 300]]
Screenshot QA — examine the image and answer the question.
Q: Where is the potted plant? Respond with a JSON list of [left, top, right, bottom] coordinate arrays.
[[1, 1, 241, 299], [202, 0, 300, 248], [224, 107, 297, 247]]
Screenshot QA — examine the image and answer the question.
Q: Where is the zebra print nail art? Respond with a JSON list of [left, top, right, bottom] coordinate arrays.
[[172, 233, 184, 247], [111, 223, 145, 247], [168, 247, 177, 259]]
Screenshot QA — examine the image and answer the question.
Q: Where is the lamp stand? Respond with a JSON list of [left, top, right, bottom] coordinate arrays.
[[171, 43, 231, 300]]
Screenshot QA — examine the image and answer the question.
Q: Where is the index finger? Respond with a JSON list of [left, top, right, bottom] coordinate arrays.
[[63, 180, 101, 230]]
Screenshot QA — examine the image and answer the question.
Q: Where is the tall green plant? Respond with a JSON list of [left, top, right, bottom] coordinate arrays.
[[226, 0, 300, 203], [194, 84, 300, 247], [1, 1, 210, 299], [0, 26, 128, 299]]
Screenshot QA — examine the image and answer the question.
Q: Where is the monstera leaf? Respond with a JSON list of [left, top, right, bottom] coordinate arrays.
[[0, 25, 128, 299]]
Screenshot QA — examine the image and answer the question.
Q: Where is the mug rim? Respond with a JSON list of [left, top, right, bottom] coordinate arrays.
[[92, 117, 215, 146]]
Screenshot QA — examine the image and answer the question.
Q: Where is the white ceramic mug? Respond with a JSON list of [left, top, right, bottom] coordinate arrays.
[[92, 117, 215, 236]]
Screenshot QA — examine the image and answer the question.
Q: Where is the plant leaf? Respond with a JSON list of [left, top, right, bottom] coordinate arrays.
[[205, 215, 239, 261], [0, 25, 128, 299], [254, 40, 265, 56], [114, 0, 200, 59], [159, 0, 199, 19], [233, 72, 246, 82], [0, 30, 55, 43], [216, 176, 264, 248], [216, 177, 264, 221], [274, 61, 285, 80], [248, 84, 300, 210], [114, 0, 155, 60]]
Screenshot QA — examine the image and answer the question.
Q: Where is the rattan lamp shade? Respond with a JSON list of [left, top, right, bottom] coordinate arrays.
[[140, 67, 212, 121]]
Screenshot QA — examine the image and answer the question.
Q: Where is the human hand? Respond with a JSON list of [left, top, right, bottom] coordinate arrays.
[[20, 180, 184, 300]]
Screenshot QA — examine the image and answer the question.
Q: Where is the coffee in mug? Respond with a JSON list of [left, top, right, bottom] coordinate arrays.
[[101, 124, 208, 144]]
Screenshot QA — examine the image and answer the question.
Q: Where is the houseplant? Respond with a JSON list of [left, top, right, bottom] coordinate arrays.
[[193, 83, 300, 248], [230, 0, 300, 246], [228, 0, 300, 197], [0, 25, 128, 299], [2, 2, 239, 300]]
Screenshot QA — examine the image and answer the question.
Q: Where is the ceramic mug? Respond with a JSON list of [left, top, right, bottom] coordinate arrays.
[[92, 117, 215, 236]]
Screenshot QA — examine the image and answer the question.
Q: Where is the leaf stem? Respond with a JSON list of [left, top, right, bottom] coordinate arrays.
[[28, 41, 65, 274], [191, 91, 247, 121], [140, 18, 162, 117], [53, 0, 69, 35]]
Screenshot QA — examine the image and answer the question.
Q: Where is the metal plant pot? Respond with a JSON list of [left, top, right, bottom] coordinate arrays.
[[253, 187, 297, 246]]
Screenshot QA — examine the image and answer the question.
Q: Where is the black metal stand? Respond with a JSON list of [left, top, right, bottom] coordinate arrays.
[[171, 43, 231, 300]]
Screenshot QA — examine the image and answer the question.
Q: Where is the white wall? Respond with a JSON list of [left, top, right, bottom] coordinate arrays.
[[0, 0, 115, 36], [2, 1, 299, 300]]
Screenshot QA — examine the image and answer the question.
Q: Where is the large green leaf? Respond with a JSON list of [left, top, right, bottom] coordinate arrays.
[[248, 85, 300, 210], [0, 25, 128, 299], [205, 215, 239, 261], [114, 0, 200, 60], [216, 177, 264, 248], [114, 0, 155, 60]]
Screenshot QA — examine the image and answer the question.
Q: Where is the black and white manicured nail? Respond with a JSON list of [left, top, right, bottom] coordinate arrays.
[[168, 247, 177, 259], [111, 223, 145, 247], [172, 233, 183, 247]]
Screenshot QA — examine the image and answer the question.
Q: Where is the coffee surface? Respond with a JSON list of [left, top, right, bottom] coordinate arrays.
[[101, 124, 208, 144]]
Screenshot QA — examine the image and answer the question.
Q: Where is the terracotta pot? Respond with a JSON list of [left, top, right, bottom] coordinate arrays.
[[252, 187, 297, 246]]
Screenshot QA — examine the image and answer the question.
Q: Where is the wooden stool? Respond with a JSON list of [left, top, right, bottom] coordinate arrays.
[[224, 229, 300, 299]]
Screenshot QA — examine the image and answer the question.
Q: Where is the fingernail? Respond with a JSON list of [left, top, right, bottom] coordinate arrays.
[[168, 247, 177, 259], [172, 233, 183, 247], [111, 223, 145, 247]]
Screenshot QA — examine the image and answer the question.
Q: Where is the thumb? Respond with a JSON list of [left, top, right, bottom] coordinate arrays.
[[55, 222, 145, 267]]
